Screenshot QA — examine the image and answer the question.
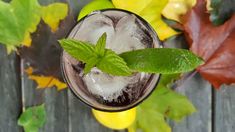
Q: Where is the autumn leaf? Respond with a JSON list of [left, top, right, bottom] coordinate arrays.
[[112, 0, 179, 40], [18, 104, 46, 132], [41, 3, 68, 32], [25, 67, 67, 90], [19, 14, 76, 90], [162, 0, 196, 22], [0, 0, 68, 52], [182, 0, 235, 88], [133, 74, 196, 132]]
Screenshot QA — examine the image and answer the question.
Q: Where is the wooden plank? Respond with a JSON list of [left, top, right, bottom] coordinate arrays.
[[0, 46, 22, 132], [68, 91, 122, 132], [214, 85, 235, 132], [169, 74, 212, 132], [21, 61, 69, 132], [21, 0, 71, 129], [20, 0, 72, 131]]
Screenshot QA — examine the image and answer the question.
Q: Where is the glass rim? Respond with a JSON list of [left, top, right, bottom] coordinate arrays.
[[60, 8, 163, 112]]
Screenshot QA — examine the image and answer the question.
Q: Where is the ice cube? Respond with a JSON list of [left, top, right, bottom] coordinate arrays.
[[72, 12, 115, 45]]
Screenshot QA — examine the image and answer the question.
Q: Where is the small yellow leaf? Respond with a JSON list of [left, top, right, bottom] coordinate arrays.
[[22, 33, 32, 47], [6, 45, 16, 54], [112, 0, 178, 40], [41, 3, 68, 32], [162, 0, 196, 22], [25, 67, 67, 91]]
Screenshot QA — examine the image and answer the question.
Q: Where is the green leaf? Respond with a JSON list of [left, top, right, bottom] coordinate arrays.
[[0, 0, 41, 46], [59, 39, 96, 63], [95, 32, 107, 56], [77, 0, 114, 20], [84, 57, 100, 74], [135, 74, 196, 132], [97, 49, 132, 76], [0, 0, 68, 52], [137, 107, 171, 132], [210, 0, 235, 25], [18, 104, 46, 132], [59, 36, 132, 76], [120, 48, 204, 74]]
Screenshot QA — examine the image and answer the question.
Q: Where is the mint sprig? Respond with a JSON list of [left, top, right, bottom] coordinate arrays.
[[59, 33, 132, 76], [59, 33, 203, 76]]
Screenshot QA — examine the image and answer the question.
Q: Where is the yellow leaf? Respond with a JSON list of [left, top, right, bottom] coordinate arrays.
[[127, 124, 136, 132], [41, 3, 68, 32], [22, 32, 32, 47], [162, 0, 196, 22], [112, 0, 178, 40], [25, 67, 67, 91], [6, 45, 16, 54]]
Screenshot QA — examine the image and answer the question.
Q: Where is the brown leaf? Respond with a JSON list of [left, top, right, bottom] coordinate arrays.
[[182, 0, 235, 88], [19, 13, 76, 90]]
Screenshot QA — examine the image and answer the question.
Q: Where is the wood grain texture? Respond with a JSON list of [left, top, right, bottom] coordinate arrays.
[[0, 46, 22, 132], [68, 91, 121, 132], [169, 74, 212, 132], [21, 61, 69, 132], [214, 85, 235, 132]]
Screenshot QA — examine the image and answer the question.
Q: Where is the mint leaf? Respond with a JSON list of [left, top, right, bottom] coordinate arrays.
[[59, 34, 132, 76], [84, 57, 100, 74], [120, 48, 204, 74], [97, 49, 132, 76], [18, 104, 46, 132], [59, 39, 96, 62], [95, 32, 107, 56]]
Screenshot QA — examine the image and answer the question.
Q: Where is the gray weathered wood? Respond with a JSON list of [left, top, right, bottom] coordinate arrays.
[[0, 46, 22, 132], [169, 74, 212, 132], [68, 91, 122, 132], [214, 85, 235, 132], [21, 60, 69, 132]]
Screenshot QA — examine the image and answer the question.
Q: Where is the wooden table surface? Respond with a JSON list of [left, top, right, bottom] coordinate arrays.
[[0, 0, 235, 132]]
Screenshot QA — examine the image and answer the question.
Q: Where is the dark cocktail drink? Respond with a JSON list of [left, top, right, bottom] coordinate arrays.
[[61, 9, 161, 111]]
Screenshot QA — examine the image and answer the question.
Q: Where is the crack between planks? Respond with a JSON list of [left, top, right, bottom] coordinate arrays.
[[211, 87, 216, 132]]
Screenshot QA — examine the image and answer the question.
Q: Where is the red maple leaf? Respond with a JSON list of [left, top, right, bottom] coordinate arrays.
[[182, 0, 235, 88]]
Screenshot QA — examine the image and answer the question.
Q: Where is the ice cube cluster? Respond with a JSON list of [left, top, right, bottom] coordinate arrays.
[[65, 10, 160, 105]]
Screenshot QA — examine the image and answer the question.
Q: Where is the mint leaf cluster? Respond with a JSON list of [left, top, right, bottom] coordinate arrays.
[[59, 33, 203, 76], [59, 33, 132, 76]]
